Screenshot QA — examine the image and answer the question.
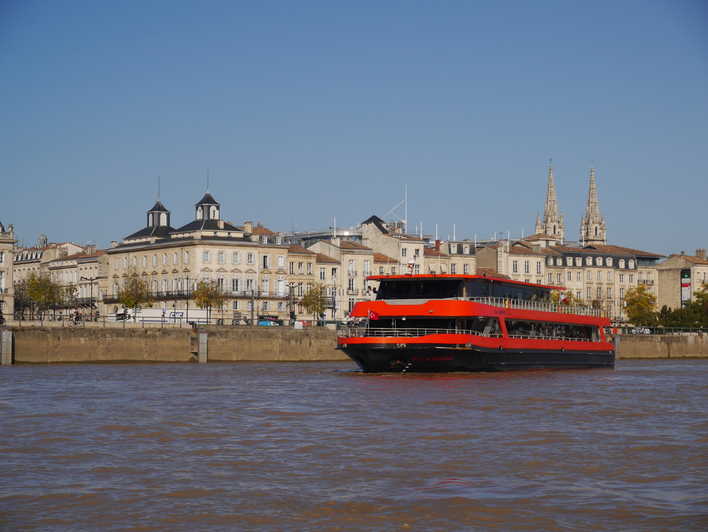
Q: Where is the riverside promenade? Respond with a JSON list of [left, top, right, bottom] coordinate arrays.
[[1, 322, 707, 364]]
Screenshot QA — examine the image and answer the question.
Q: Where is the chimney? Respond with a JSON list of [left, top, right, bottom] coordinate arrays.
[[696, 248, 706, 259], [244, 221, 253, 233]]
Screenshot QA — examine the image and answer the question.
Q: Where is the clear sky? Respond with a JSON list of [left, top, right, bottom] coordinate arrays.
[[1, 0, 706, 254]]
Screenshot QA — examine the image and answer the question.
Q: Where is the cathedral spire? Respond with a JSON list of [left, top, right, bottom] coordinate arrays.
[[535, 161, 565, 241], [580, 167, 607, 245]]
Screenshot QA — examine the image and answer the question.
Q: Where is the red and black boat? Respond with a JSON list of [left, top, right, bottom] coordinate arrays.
[[337, 274, 615, 372]]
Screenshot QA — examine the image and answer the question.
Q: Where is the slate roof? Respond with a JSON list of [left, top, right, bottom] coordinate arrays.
[[124, 225, 176, 240], [148, 201, 169, 212], [196, 192, 219, 206], [550, 244, 663, 259], [172, 219, 240, 233]]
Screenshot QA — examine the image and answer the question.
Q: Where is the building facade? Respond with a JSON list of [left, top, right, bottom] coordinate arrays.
[[655, 250, 708, 310]]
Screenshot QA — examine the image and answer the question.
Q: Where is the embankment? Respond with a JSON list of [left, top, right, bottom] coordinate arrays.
[[1, 327, 706, 364]]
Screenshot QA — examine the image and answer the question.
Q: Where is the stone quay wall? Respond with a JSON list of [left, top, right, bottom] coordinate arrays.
[[1, 326, 346, 364], [1, 327, 706, 364]]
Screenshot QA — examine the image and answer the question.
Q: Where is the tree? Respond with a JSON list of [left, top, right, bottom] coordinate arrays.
[[193, 280, 225, 323], [657, 283, 708, 328], [117, 275, 152, 321], [623, 284, 657, 326], [301, 283, 326, 324], [26, 273, 62, 320]]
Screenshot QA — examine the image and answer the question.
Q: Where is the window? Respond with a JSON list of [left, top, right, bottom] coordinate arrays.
[[320, 267, 325, 281], [619, 259, 625, 268], [0, 251, 4, 264], [162, 254, 167, 265], [401, 248, 407, 257], [183, 251, 189, 264], [607, 257, 613, 267], [348, 278, 355, 291], [586, 271, 591, 281], [512, 260, 518, 273], [278, 256, 285, 268], [536, 261, 541, 274], [298, 262, 303, 272], [451, 263, 457, 274], [152, 255, 157, 267], [263, 255, 270, 269], [289, 262, 295, 274], [142, 256, 147, 267], [575, 290, 581, 300], [547, 272, 552, 283], [247, 253, 254, 264], [450, 244, 457, 254], [629, 274, 634, 283], [576, 271, 581, 281], [363, 260, 370, 276], [575, 257, 582, 267], [414, 248, 420, 257], [524, 260, 530, 274], [218, 251, 225, 265], [232, 252, 240, 265], [566, 257, 572, 266], [628, 260, 635, 269], [246, 278, 254, 291], [567, 271, 572, 281], [379, 266, 384, 274], [597, 271, 602, 281], [232, 301, 239, 310], [331, 267, 337, 278], [556, 258, 562, 266], [595, 257, 603, 266], [232, 279, 239, 292], [307, 263, 312, 275], [607, 287, 613, 299], [607, 271, 613, 281], [597, 287, 602, 299], [587, 287, 592, 299], [585, 256, 592, 266], [620, 287, 625, 299], [547, 257, 553, 266], [202, 251, 210, 263], [348, 260, 355, 275], [556, 273, 561, 284], [463, 264, 470, 274], [619, 274, 625, 283], [262, 278, 269, 294]]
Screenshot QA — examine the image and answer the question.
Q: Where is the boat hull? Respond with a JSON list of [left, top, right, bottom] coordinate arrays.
[[341, 343, 615, 372]]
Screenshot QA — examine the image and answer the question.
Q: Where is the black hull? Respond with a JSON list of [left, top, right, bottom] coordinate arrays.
[[341, 343, 615, 372]]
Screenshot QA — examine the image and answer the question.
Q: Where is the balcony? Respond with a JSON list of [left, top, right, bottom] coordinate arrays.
[[103, 289, 290, 304], [337, 326, 502, 339], [638, 279, 655, 286]]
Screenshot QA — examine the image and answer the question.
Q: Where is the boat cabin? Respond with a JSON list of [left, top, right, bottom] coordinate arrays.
[[371, 275, 556, 302]]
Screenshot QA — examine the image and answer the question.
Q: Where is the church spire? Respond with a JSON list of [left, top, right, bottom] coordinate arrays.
[[535, 160, 565, 241], [580, 167, 607, 245]]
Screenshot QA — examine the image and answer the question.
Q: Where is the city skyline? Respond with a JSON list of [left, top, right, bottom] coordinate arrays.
[[2, 1, 707, 254]]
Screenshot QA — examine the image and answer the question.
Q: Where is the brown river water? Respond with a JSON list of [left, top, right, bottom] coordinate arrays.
[[1, 359, 707, 531]]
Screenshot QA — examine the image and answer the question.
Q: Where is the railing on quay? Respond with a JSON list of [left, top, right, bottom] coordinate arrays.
[[103, 289, 291, 304], [618, 326, 707, 335], [467, 297, 602, 317]]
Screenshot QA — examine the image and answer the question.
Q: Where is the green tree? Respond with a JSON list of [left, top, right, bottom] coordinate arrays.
[[623, 284, 657, 326], [193, 280, 225, 323], [26, 273, 62, 319], [659, 283, 708, 328], [301, 283, 326, 324], [117, 275, 152, 321], [551, 289, 586, 307]]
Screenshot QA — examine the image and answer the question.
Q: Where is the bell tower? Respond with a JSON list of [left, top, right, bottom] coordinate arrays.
[[580, 168, 607, 245], [536, 161, 565, 241]]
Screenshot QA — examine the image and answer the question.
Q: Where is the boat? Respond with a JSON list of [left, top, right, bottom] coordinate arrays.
[[337, 274, 615, 372]]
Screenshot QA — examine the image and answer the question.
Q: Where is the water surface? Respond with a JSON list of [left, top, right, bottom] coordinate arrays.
[[1, 359, 707, 530]]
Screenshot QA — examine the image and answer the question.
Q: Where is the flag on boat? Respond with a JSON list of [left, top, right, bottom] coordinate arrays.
[[368, 309, 379, 320]]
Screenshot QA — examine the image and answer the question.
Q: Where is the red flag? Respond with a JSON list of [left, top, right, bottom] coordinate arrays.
[[368, 309, 379, 320]]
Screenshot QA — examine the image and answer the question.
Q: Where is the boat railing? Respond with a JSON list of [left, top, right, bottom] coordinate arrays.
[[337, 327, 502, 339], [337, 326, 597, 343], [467, 297, 602, 317]]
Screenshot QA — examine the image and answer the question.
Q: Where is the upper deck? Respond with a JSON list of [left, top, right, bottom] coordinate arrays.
[[367, 274, 601, 317]]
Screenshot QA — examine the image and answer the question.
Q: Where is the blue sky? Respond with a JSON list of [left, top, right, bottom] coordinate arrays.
[[1, 0, 706, 254]]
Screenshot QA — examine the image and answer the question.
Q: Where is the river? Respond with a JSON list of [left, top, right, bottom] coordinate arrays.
[[1, 359, 706, 531]]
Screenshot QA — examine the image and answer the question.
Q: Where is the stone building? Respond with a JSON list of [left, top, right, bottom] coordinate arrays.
[[46, 248, 107, 318], [0, 222, 15, 319], [286, 245, 317, 319], [655, 250, 708, 310], [534, 164, 565, 243], [105, 193, 291, 323], [307, 239, 375, 317]]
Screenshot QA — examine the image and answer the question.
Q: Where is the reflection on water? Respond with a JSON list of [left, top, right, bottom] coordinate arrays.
[[1, 360, 707, 530]]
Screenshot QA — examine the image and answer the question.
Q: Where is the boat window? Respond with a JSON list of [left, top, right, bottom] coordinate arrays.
[[376, 280, 462, 300], [505, 319, 596, 341]]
